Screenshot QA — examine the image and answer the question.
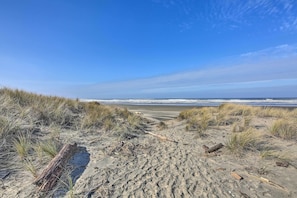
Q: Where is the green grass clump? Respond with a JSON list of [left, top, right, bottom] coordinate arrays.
[[181, 108, 214, 137], [260, 150, 293, 162], [270, 119, 296, 140], [13, 133, 31, 160], [81, 102, 116, 129], [39, 141, 59, 158], [0, 116, 12, 138], [225, 129, 258, 155], [254, 107, 289, 118], [127, 114, 142, 129], [218, 103, 253, 116], [23, 158, 38, 178]]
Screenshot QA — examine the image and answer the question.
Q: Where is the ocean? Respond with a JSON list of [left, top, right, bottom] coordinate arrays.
[[82, 98, 297, 107]]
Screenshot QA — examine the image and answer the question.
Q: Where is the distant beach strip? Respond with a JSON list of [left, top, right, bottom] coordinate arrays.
[[81, 98, 297, 107]]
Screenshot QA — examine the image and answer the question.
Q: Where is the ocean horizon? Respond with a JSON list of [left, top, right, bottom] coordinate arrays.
[[81, 98, 297, 107]]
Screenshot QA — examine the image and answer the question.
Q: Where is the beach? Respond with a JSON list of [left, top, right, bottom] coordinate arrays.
[[74, 104, 297, 197], [1, 91, 297, 198]]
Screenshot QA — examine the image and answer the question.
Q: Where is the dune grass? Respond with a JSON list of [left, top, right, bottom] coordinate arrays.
[[218, 103, 253, 116], [180, 103, 296, 136], [0, 88, 146, 133], [0, 88, 149, 179], [269, 119, 297, 140], [23, 158, 38, 178], [225, 128, 258, 155], [13, 133, 31, 160], [179, 103, 297, 156], [39, 140, 59, 158], [179, 107, 215, 137]]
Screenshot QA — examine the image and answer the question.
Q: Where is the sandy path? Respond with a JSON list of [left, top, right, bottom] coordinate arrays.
[[73, 117, 297, 198], [75, 122, 234, 197]]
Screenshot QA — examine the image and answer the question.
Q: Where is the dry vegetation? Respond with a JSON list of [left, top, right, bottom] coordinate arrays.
[[1, 88, 297, 197], [179, 103, 297, 156], [0, 88, 148, 183]]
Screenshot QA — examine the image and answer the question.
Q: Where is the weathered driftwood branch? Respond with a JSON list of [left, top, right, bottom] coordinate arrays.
[[231, 172, 243, 180], [206, 143, 224, 153], [33, 143, 77, 191], [145, 132, 177, 143], [247, 173, 288, 192], [260, 177, 287, 191]]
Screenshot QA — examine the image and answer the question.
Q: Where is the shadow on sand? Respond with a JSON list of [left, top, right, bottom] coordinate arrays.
[[53, 146, 90, 197]]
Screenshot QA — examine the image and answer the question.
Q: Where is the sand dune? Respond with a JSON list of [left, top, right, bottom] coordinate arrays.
[[2, 104, 297, 198]]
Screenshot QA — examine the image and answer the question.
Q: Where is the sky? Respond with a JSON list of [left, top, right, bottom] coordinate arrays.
[[1, 0, 297, 99]]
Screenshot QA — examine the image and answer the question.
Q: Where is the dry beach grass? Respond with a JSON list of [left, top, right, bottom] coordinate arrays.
[[1, 88, 297, 197]]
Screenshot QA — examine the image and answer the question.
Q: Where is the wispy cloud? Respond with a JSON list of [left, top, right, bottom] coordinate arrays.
[[207, 0, 297, 31], [2, 44, 297, 98], [240, 44, 297, 58], [77, 44, 297, 98], [154, 0, 297, 32]]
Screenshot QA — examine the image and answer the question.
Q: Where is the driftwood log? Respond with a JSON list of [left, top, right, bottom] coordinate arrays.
[[205, 143, 224, 153], [33, 143, 77, 191]]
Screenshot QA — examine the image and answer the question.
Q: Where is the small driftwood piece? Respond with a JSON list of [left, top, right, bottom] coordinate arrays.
[[33, 143, 77, 191], [276, 161, 289, 167], [145, 132, 177, 143], [231, 172, 243, 180], [206, 143, 224, 153]]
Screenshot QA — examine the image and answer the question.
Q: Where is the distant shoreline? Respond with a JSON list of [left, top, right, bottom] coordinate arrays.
[[84, 98, 297, 108]]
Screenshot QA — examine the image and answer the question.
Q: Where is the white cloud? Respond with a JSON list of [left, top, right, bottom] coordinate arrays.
[[77, 44, 297, 98], [240, 44, 297, 58], [2, 44, 297, 98]]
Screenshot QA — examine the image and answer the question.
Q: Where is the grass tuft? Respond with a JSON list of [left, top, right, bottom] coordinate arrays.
[[23, 158, 38, 178], [218, 103, 253, 116], [225, 129, 258, 155], [13, 133, 31, 160], [269, 119, 296, 140], [40, 141, 58, 158], [260, 150, 293, 162]]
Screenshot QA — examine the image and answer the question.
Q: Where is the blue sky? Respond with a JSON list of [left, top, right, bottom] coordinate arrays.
[[1, 0, 297, 98]]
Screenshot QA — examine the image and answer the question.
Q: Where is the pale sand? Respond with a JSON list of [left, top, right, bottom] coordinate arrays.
[[111, 104, 198, 121], [2, 105, 297, 197]]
